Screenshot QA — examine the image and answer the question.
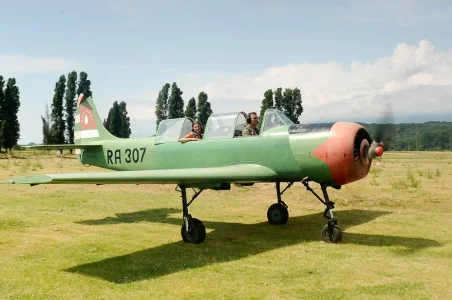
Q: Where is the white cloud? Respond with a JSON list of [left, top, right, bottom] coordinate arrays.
[[195, 39, 452, 123], [0, 55, 77, 74]]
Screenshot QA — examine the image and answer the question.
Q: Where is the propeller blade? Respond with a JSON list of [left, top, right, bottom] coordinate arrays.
[[374, 101, 396, 151]]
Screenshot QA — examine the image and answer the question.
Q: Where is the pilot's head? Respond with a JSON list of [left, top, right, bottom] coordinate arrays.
[[247, 112, 259, 126], [193, 121, 202, 133]]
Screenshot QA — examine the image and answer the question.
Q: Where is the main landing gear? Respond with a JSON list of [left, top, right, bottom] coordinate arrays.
[[266, 179, 343, 243], [177, 184, 206, 244], [267, 182, 292, 225], [176, 179, 342, 244]]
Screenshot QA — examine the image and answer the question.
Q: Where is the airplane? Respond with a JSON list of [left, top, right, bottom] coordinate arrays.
[[3, 94, 384, 245]]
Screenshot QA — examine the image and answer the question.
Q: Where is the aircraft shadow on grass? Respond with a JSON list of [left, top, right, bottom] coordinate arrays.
[[66, 208, 441, 283]]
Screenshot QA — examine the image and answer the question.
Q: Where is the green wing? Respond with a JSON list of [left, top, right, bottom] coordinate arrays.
[[2, 164, 277, 186]]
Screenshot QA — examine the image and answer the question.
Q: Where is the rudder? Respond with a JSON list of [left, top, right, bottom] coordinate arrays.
[[74, 93, 117, 145]]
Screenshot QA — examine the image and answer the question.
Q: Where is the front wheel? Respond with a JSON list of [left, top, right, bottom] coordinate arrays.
[[321, 224, 342, 243]]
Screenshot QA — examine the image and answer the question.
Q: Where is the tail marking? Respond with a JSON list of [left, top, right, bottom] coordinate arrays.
[[74, 94, 100, 140]]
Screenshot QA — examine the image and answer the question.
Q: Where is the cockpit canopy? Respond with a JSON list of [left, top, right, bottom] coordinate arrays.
[[203, 109, 295, 139], [260, 109, 295, 132], [155, 118, 194, 144], [154, 109, 295, 144], [203, 112, 247, 140]]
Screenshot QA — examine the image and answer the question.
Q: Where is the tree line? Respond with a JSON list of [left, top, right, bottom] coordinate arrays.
[[0, 75, 21, 152], [155, 82, 213, 127]]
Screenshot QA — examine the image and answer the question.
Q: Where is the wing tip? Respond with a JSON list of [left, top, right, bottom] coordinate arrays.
[[3, 175, 53, 185]]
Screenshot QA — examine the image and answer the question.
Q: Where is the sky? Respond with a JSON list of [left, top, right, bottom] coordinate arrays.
[[1, 0, 452, 144]]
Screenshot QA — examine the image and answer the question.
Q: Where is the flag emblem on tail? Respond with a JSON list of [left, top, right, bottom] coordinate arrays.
[[74, 94, 99, 140], [78, 103, 99, 138], [74, 93, 117, 144]]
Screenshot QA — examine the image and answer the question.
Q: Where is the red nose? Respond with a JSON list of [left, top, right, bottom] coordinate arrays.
[[375, 146, 384, 157], [312, 122, 372, 185]]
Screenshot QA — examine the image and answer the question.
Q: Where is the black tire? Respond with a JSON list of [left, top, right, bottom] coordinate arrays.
[[267, 203, 289, 225], [321, 224, 342, 243], [181, 218, 206, 244]]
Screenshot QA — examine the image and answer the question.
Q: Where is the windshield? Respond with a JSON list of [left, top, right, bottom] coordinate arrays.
[[204, 112, 238, 140], [262, 109, 294, 132], [155, 118, 192, 143], [156, 118, 184, 136]]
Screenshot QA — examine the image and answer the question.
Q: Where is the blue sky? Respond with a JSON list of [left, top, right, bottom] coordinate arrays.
[[1, 0, 452, 144]]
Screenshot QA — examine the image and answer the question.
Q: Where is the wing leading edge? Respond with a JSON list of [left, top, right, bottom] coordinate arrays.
[[3, 164, 278, 186]]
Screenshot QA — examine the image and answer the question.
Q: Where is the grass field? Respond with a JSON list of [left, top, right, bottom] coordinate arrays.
[[1, 151, 451, 299]]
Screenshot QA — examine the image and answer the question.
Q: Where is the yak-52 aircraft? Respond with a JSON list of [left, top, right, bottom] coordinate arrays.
[[4, 94, 384, 244]]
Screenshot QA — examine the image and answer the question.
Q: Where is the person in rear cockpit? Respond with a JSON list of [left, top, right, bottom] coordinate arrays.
[[179, 121, 203, 143], [242, 112, 260, 136]]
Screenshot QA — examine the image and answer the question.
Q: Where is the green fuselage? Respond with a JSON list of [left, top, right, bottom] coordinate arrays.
[[80, 127, 334, 185]]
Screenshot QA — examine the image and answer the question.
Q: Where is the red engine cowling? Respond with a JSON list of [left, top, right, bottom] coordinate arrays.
[[311, 122, 375, 185]]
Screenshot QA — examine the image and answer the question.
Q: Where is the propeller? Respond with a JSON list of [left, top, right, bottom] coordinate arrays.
[[373, 101, 396, 151], [365, 100, 396, 161]]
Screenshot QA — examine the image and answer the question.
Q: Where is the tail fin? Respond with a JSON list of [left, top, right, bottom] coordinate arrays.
[[74, 94, 117, 144]]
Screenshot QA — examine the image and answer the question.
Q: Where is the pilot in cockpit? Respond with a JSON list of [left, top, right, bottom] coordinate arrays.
[[179, 121, 203, 143], [242, 112, 260, 136]]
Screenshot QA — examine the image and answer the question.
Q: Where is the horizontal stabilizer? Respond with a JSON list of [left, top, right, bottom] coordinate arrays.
[[3, 164, 277, 186]]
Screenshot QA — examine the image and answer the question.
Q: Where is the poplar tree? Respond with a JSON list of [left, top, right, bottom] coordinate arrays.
[[274, 87, 283, 111], [119, 101, 131, 138], [50, 75, 67, 144], [167, 82, 184, 119], [0, 121, 12, 151], [155, 83, 170, 127], [1, 78, 21, 150], [0, 76, 4, 129], [65, 71, 78, 144], [104, 101, 121, 137], [184, 97, 197, 119], [41, 103, 52, 144], [77, 71, 92, 98], [259, 89, 274, 123], [103, 101, 131, 138], [196, 91, 212, 126]]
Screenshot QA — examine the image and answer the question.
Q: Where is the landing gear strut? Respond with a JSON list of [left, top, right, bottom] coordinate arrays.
[[301, 179, 343, 243], [267, 181, 293, 225], [177, 184, 206, 244]]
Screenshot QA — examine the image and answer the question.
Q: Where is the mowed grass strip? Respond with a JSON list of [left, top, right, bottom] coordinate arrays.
[[0, 150, 451, 299]]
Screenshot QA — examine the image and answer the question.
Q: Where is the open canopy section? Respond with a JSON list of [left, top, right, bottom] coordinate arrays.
[[204, 112, 248, 140], [155, 118, 194, 144], [261, 109, 295, 133]]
